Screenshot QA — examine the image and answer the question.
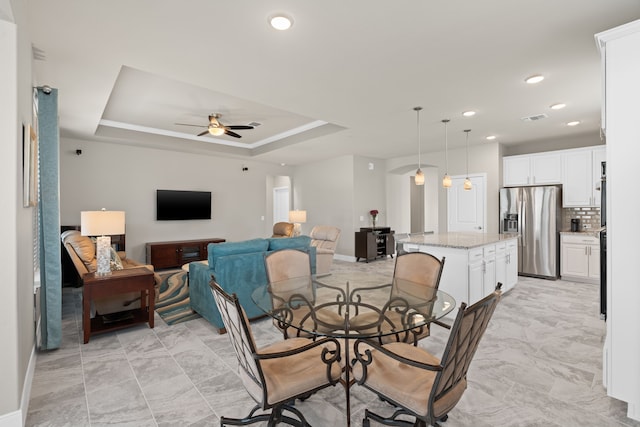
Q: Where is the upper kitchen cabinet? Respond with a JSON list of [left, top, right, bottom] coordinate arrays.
[[503, 152, 562, 187], [562, 146, 606, 207]]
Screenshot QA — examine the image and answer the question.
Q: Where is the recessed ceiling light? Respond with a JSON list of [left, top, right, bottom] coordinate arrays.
[[525, 74, 544, 84], [567, 121, 581, 126], [550, 103, 566, 110], [280, 163, 286, 166], [269, 14, 293, 30], [462, 111, 476, 117], [486, 135, 497, 140]]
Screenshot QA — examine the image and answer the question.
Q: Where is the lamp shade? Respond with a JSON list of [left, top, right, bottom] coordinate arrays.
[[288, 210, 307, 223], [81, 210, 125, 236]]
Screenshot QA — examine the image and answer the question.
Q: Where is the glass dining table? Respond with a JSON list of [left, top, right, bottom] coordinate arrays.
[[251, 276, 456, 426]]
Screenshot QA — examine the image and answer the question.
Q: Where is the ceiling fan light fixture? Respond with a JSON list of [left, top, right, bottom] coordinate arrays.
[[208, 126, 225, 136], [269, 14, 293, 30]]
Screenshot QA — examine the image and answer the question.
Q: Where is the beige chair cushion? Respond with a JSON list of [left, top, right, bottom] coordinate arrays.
[[352, 341, 464, 417], [259, 338, 342, 405]]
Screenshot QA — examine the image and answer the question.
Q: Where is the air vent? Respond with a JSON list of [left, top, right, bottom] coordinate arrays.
[[247, 121, 262, 127], [521, 113, 548, 122]]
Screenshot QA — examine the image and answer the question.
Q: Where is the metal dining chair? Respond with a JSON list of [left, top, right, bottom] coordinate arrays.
[[353, 285, 502, 427], [264, 249, 344, 338], [349, 252, 446, 345], [210, 280, 342, 426]]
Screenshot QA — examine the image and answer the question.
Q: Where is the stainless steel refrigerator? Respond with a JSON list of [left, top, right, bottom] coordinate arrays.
[[499, 185, 562, 279]]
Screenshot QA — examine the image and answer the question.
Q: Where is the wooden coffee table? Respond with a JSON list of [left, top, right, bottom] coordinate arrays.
[[82, 267, 155, 343]]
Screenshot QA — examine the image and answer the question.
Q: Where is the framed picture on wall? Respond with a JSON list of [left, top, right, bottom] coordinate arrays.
[[23, 123, 38, 207]]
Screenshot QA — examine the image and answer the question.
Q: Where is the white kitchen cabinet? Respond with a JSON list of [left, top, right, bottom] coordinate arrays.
[[560, 234, 600, 283], [468, 245, 497, 304], [496, 240, 518, 293], [503, 153, 562, 187], [562, 147, 606, 207]]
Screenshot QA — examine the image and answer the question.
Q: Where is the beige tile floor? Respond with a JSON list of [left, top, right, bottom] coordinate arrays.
[[26, 258, 640, 427]]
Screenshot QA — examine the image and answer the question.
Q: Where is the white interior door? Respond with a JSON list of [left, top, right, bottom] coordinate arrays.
[[273, 187, 290, 223], [447, 174, 486, 232]]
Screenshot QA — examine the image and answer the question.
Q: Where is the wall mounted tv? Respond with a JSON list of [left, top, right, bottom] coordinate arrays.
[[156, 190, 211, 221]]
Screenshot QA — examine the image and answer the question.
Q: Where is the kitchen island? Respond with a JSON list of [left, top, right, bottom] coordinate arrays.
[[397, 233, 519, 309]]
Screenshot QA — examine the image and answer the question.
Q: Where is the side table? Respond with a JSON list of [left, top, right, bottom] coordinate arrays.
[[82, 267, 156, 343]]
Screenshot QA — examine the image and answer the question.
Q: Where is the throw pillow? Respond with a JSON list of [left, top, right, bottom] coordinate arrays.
[[110, 247, 124, 271]]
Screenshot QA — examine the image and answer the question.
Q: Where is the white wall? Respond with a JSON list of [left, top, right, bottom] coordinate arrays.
[[292, 155, 355, 257], [1, 0, 39, 423], [60, 138, 295, 263], [387, 142, 501, 235]]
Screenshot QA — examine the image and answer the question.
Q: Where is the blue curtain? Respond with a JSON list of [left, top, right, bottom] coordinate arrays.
[[38, 87, 62, 350]]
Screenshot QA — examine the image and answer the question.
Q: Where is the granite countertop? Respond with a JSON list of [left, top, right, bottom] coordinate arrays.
[[559, 227, 604, 238], [398, 232, 518, 249]]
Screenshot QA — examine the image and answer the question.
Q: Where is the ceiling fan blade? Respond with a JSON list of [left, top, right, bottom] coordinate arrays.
[[226, 125, 254, 130], [175, 123, 207, 128], [225, 130, 242, 138], [197, 130, 209, 137]]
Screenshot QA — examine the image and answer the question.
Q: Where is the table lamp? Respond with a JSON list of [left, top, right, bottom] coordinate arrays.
[[81, 209, 125, 276], [288, 210, 307, 236]]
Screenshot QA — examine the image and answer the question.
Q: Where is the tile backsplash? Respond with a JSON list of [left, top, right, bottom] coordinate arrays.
[[562, 207, 601, 231]]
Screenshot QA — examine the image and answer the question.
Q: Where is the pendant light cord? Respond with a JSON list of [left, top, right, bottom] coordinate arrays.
[[465, 129, 471, 176], [415, 107, 422, 169], [443, 119, 450, 173]]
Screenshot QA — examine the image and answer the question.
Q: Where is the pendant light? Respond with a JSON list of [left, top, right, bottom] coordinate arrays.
[[464, 129, 473, 190], [442, 119, 451, 188], [414, 107, 425, 186]]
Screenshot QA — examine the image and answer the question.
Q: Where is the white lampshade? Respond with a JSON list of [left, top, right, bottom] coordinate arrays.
[[81, 210, 125, 236], [415, 169, 425, 186], [464, 178, 473, 191], [288, 210, 307, 223]]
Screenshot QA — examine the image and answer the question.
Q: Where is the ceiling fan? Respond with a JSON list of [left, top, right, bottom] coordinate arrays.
[[175, 113, 254, 138]]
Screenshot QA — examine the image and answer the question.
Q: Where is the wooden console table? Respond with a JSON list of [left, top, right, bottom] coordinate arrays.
[[145, 238, 225, 269], [355, 227, 395, 262], [82, 267, 155, 344]]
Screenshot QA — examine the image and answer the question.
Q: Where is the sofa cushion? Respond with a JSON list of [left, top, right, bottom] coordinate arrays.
[[63, 230, 97, 271], [208, 238, 270, 269], [267, 235, 311, 251]]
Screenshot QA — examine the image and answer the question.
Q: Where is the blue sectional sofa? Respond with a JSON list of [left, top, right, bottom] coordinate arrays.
[[189, 236, 316, 332]]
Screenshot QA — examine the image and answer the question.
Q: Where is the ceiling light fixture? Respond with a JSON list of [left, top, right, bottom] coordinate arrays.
[[414, 107, 424, 186], [442, 119, 451, 189], [208, 126, 225, 136], [269, 14, 293, 30], [462, 111, 476, 117], [464, 129, 472, 191], [525, 74, 544, 84], [567, 120, 581, 126], [486, 135, 497, 140], [550, 103, 566, 110]]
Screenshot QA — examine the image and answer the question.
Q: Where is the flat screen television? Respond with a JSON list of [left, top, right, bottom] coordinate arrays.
[[156, 190, 211, 221]]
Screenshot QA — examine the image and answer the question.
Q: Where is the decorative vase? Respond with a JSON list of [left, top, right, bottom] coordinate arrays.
[[372, 216, 377, 229]]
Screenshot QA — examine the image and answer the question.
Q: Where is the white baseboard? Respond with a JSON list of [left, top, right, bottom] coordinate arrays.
[[334, 254, 356, 262], [0, 342, 36, 427], [0, 410, 22, 427]]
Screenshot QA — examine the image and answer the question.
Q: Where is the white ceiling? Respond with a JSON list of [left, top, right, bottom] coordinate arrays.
[[27, 0, 640, 165]]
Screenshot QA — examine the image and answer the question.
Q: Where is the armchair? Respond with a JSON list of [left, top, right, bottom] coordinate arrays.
[[210, 280, 342, 426], [309, 225, 341, 276], [272, 222, 294, 238], [353, 285, 502, 427]]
